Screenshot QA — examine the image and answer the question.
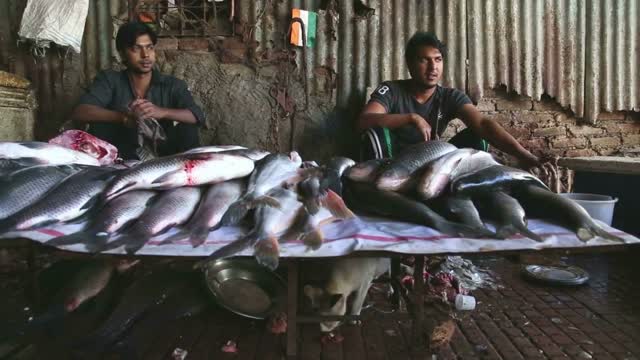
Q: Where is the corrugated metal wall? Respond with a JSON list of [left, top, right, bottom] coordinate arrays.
[[239, 0, 639, 122], [0, 0, 637, 139]]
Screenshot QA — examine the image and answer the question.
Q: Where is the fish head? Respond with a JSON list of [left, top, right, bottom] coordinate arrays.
[[303, 285, 346, 332]]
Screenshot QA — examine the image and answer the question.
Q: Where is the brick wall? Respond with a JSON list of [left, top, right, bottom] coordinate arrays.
[[443, 87, 640, 165]]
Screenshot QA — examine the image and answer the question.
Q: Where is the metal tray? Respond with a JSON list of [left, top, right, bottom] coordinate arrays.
[[203, 259, 287, 319], [522, 264, 590, 286]]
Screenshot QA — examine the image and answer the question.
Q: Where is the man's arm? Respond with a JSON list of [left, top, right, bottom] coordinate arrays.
[[71, 104, 136, 127], [458, 103, 540, 167], [129, 99, 198, 124], [358, 101, 431, 141]]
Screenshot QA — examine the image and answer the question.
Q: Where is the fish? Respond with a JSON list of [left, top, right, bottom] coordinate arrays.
[[344, 158, 389, 183], [219, 148, 271, 161], [197, 187, 311, 270], [0, 157, 46, 176], [375, 141, 457, 191], [513, 184, 626, 243], [217, 152, 303, 227], [160, 179, 246, 247], [182, 145, 247, 153], [417, 148, 476, 200], [0, 141, 101, 166], [0, 167, 119, 234], [323, 157, 356, 196], [451, 164, 548, 196], [102, 152, 254, 201], [435, 194, 487, 231], [75, 269, 194, 353], [45, 190, 158, 251], [98, 187, 203, 254], [449, 151, 500, 179], [344, 179, 493, 238], [48, 130, 119, 166], [474, 191, 544, 242], [0, 165, 82, 219]]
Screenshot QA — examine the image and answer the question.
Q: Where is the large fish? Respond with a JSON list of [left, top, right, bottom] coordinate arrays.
[[160, 179, 246, 247], [0, 165, 81, 219], [513, 184, 625, 243], [217, 152, 302, 227], [0, 157, 46, 176], [182, 145, 247, 153], [474, 191, 544, 242], [98, 187, 203, 254], [75, 269, 194, 353], [435, 194, 487, 231], [323, 156, 356, 196], [417, 148, 476, 200], [45, 190, 158, 252], [0, 141, 100, 166], [0, 167, 119, 234], [102, 152, 254, 201], [449, 151, 500, 179], [344, 158, 389, 183], [198, 187, 317, 270], [344, 180, 493, 238], [451, 164, 547, 195], [375, 141, 457, 191]]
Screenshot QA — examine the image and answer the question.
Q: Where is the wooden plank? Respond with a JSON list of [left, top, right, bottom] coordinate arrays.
[[287, 261, 299, 359], [558, 156, 640, 175], [320, 328, 344, 360], [341, 324, 367, 360], [143, 318, 189, 359], [380, 317, 411, 360], [234, 319, 263, 360], [255, 330, 286, 360], [185, 309, 224, 359], [299, 324, 322, 360]]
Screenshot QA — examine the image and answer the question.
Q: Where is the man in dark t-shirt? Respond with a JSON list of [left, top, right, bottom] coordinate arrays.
[[71, 22, 204, 160], [358, 32, 540, 168]]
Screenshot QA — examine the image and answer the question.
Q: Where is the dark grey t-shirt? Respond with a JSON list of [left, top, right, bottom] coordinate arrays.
[[77, 69, 205, 160], [368, 80, 472, 148]]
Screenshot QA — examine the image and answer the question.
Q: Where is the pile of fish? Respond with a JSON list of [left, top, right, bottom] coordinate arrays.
[[0, 140, 624, 270], [342, 141, 624, 244]]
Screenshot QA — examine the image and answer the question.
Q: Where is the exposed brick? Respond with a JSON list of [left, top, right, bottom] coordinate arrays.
[[596, 148, 620, 156], [504, 126, 532, 139], [590, 136, 621, 148], [602, 121, 640, 134], [521, 138, 547, 153], [551, 136, 587, 149], [490, 112, 512, 125], [178, 38, 210, 51], [623, 134, 640, 146], [156, 37, 178, 50], [496, 95, 534, 111], [218, 37, 247, 63], [597, 111, 626, 121], [568, 125, 605, 136], [515, 111, 556, 126], [565, 149, 597, 157], [533, 96, 565, 111], [477, 98, 496, 111], [533, 126, 566, 137]]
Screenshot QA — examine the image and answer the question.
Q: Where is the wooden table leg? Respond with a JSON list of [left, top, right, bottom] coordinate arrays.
[[390, 257, 401, 310], [412, 255, 425, 348], [286, 260, 299, 359]]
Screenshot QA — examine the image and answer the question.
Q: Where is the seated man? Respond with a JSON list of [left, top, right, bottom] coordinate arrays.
[[71, 22, 205, 160], [358, 31, 540, 168]]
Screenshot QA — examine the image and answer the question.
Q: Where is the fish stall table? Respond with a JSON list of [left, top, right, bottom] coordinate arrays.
[[2, 215, 639, 359]]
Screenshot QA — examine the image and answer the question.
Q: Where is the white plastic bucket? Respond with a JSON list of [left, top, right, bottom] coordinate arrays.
[[559, 193, 618, 226]]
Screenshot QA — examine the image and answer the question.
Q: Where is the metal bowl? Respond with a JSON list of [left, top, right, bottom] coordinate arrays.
[[202, 258, 287, 319], [522, 264, 589, 286]]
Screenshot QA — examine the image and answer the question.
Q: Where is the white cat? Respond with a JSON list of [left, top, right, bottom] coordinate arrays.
[[303, 257, 390, 332]]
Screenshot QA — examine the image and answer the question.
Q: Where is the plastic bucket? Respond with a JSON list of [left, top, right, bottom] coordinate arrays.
[[559, 193, 618, 226]]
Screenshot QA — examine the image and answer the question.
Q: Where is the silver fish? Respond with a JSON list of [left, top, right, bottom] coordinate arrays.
[[0, 167, 118, 234], [160, 179, 246, 247], [449, 151, 500, 179], [217, 151, 302, 227], [0, 157, 46, 176], [0, 141, 100, 166], [376, 141, 457, 191], [99, 187, 203, 254], [182, 145, 247, 153], [437, 194, 487, 230], [102, 152, 254, 201], [417, 148, 477, 200], [451, 165, 548, 195], [345, 159, 389, 183], [0, 165, 81, 219], [46, 190, 158, 252]]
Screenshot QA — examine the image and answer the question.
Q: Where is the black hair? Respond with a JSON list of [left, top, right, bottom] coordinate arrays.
[[115, 22, 158, 53], [404, 32, 447, 65]]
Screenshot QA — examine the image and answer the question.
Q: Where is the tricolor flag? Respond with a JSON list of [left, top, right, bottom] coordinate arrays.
[[290, 9, 317, 48]]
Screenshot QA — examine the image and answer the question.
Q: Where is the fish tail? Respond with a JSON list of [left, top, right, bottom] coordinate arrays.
[[516, 224, 545, 242], [45, 232, 87, 247], [302, 198, 320, 215], [586, 225, 626, 243], [250, 195, 281, 209], [320, 189, 355, 219], [301, 228, 324, 250], [438, 220, 494, 238], [254, 236, 280, 270], [158, 230, 188, 246], [218, 199, 251, 227], [189, 226, 211, 248], [576, 227, 595, 241], [193, 232, 258, 270]]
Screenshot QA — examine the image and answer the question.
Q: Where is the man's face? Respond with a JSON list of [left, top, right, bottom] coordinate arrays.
[[408, 45, 443, 89], [124, 34, 155, 74]]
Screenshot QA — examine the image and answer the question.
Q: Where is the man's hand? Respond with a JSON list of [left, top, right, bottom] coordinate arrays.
[[120, 112, 138, 128], [410, 113, 432, 141], [129, 99, 169, 120]]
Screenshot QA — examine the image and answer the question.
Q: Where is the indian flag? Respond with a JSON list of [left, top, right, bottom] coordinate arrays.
[[290, 9, 317, 48]]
